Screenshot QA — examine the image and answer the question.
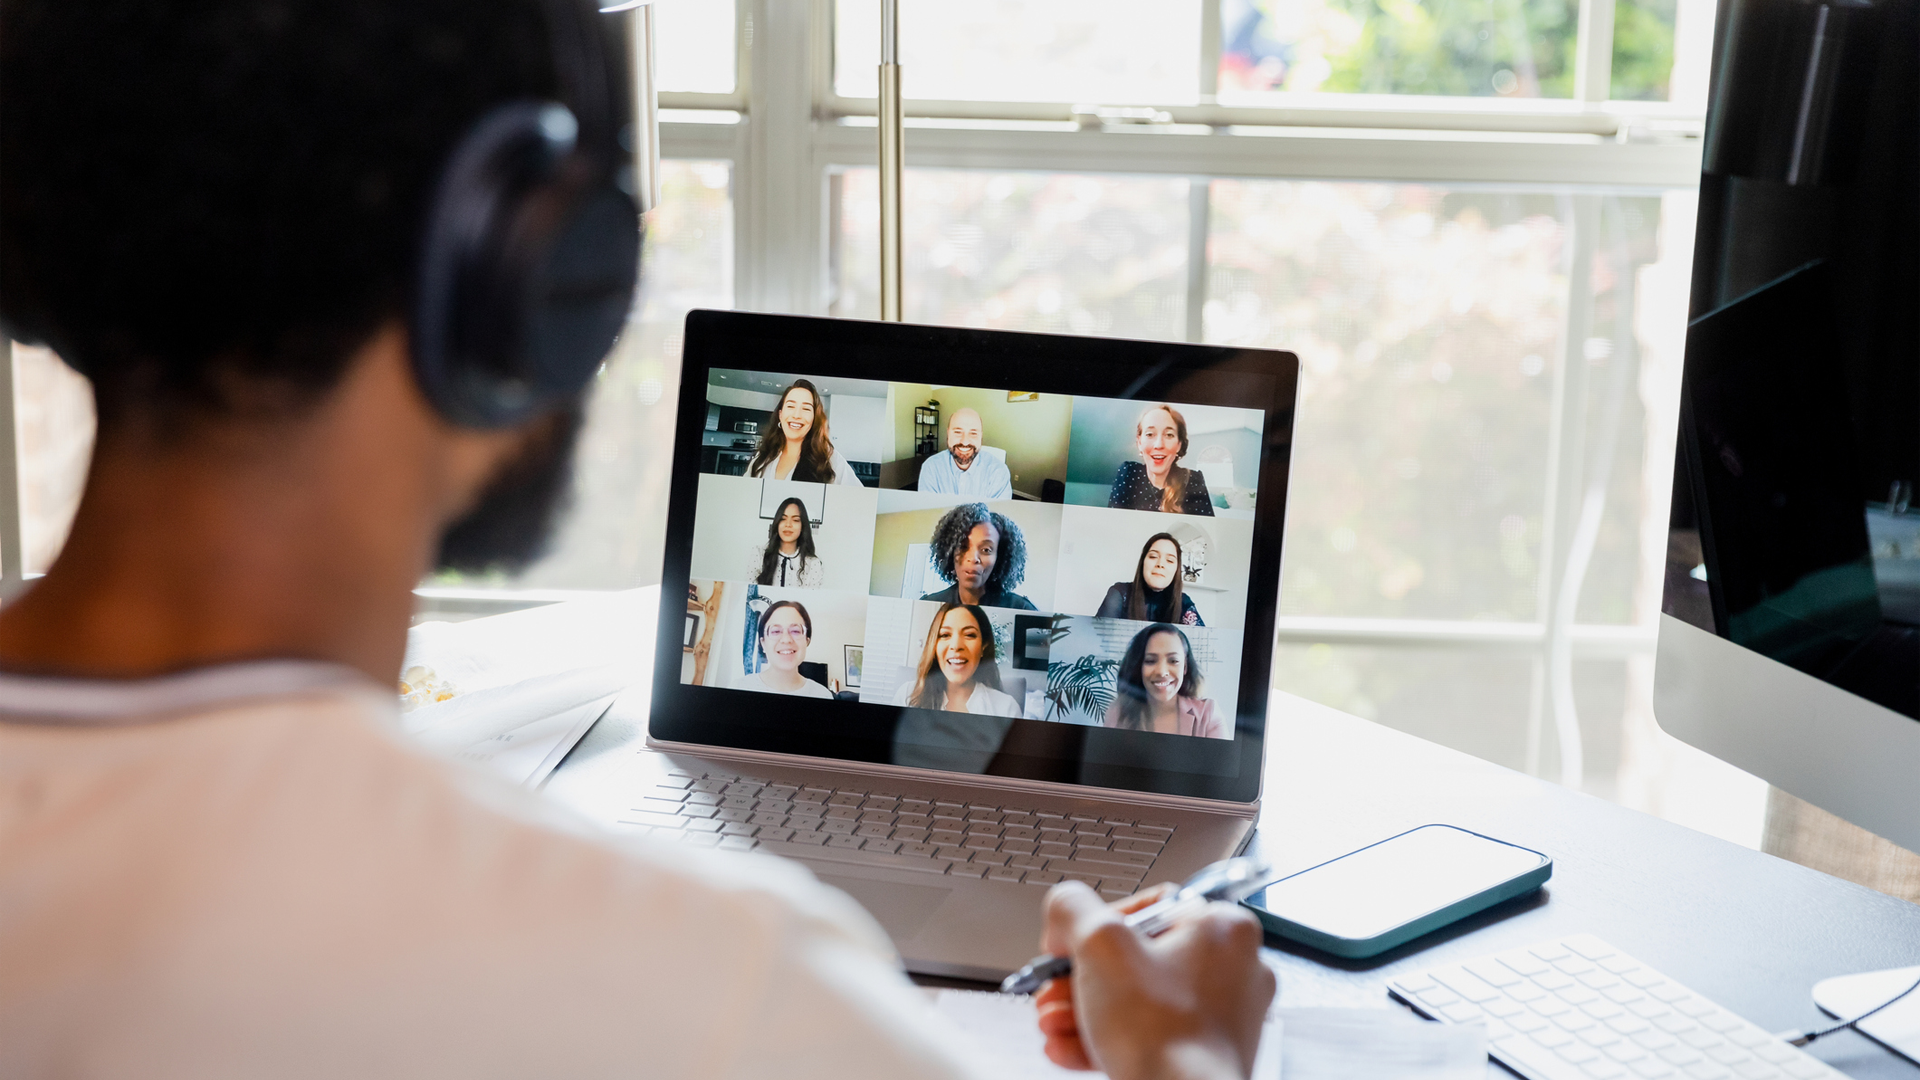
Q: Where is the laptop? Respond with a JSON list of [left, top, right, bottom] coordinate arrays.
[[639, 310, 1299, 981]]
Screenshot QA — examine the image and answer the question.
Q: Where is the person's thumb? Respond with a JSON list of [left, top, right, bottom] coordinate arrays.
[[1042, 880, 1121, 958]]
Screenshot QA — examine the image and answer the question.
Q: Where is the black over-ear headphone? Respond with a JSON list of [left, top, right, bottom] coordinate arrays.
[[410, 0, 641, 428]]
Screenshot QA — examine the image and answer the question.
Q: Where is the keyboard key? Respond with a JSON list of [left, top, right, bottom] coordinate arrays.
[[1498, 1035, 1588, 1080], [1470, 960, 1526, 987], [659, 775, 695, 787], [682, 832, 722, 847], [719, 796, 756, 811], [759, 828, 795, 843], [619, 811, 686, 830], [948, 863, 989, 879], [1682, 1063, 1730, 1080], [720, 823, 757, 837], [1780, 1061, 1828, 1079], [687, 819, 725, 833], [1630, 1060, 1677, 1079], [789, 831, 830, 846], [900, 843, 940, 858], [1584, 1060, 1628, 1079], [1060, 872, 1102, 888], [1136, 820, 1175, 832], [1113, 839, 1164, 855], [863, 839, 902, 854], [935, 846, 972, 861], [1732, 1064, 1779, 1080], [714, 808, 752, 823], [987, 867, 1023, 882], [1658, 1046, 1704, 1067], [756, 837, 952, 874], [826, 835, 864, 850], [1050, 857, 1145, 881], [1502, 952, 1553, 978], [1038, 843, 1076, 859], [1100, 879, 1142, 895], [963, 837, 1001, 851], [1434, 969, 1503, 1003], [718, 835, 756, 851], [820, 820, 857, 835], [971, 851, 1011, 866], [1535, 1027, 1577, 1050], [1025, 871, 1064, 886], [1002, 826, 1040, 841], [1607, 1042, 1649, 1063], [1558, 1042, 1601, 1064]]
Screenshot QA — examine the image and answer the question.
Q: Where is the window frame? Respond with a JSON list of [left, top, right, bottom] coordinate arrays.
[[0, 0, 1687, 788]]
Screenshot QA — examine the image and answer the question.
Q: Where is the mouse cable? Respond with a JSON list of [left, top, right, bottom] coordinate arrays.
[[1779, 969, 1920, 1047]]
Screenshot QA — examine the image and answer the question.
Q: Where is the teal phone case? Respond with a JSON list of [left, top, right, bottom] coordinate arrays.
[[1241, 825, 1551, 959]]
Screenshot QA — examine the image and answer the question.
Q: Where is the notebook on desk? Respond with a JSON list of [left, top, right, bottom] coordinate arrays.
[[638, 310, 1299, 980]]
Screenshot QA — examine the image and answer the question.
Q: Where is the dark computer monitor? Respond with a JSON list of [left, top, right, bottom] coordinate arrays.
[[1655, 0, 1920, 849]]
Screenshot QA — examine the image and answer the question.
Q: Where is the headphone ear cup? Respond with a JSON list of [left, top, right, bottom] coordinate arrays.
[[414, 101, 639, 428]]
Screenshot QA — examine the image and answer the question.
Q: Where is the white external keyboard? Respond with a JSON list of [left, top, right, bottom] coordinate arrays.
[[1388, 934, 1847, 1080], [616, 766, 1173, 899]]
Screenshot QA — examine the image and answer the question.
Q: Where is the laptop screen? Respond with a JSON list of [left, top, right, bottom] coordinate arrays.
[[652, 311, 1297, 803]]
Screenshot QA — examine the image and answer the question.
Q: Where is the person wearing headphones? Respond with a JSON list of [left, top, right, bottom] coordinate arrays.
[[0, 2, 1272, 1077]]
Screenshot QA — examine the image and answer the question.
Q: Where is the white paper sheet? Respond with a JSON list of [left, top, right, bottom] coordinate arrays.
[[929, 993, 1485, 1080]]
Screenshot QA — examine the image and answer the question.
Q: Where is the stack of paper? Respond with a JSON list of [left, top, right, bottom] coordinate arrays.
[[398, 591, 652, 787]]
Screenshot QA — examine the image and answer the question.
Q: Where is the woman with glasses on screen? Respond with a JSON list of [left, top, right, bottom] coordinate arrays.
[[1095, 532, 1204, 626], [750, 497, 823, 588], [890, 603, 1023, 716], [1107, 403, 1214, 516], [746, 378, 864, 486], [1102, 624, 1226, 738], [734, 600, 836, 698]]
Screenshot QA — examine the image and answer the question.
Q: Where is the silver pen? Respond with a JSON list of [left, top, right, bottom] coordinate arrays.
[[999, 855, 1273, 995]]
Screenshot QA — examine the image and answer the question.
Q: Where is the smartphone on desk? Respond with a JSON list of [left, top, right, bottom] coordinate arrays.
[[1242, 824, 1550, 959]]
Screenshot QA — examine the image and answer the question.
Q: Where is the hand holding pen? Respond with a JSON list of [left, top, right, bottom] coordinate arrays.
[[1007, 857, 1277, 1080]]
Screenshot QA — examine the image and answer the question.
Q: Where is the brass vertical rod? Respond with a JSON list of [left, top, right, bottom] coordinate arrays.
[[878, 0, 904, 321]]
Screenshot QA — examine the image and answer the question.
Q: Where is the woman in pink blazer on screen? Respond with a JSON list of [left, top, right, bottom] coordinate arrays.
[[1100, 623, 1229, 739]]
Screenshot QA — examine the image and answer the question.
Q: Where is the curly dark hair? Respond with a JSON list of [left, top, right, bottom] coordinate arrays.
[[0, 0, 557, 428], [928, 502, 1026, 592]]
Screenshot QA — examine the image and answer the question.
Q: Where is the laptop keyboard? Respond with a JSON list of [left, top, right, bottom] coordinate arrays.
[[1388, 934, 1846, 1080], [616, 767, 1174, 899]]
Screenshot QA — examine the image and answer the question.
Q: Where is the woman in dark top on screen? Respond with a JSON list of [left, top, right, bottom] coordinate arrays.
[[918, 502, 1038, 610], [1107, 402, 1215, 516], [1096, 532, 1203, 626]]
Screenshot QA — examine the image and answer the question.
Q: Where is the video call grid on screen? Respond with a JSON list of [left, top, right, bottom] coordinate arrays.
[[684, 368, 1263, 739]]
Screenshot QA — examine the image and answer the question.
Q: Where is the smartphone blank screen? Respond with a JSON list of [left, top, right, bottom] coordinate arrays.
[[1253, 826, 1547, 941]]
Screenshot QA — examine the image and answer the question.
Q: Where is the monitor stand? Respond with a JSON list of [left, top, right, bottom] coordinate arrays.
[[1812, 966, 1920, 1065]]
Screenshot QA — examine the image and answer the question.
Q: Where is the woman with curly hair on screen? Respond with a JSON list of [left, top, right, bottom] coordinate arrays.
[[917, 502, 1037, 610], [1102, 624, 1228, 739], [889, 603, 1023, 716]]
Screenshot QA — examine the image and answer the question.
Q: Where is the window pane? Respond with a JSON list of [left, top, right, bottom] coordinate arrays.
[[1219, 0, 1577, 98], [654, 0, 736, 95], [833, 168, 1190, 341], [1211, 181, 1568, 620], [1612, 0, 1714, 103], [440, 160, 734, 591], [835, 0, 1202, 103], [12, 344, 94, 575]]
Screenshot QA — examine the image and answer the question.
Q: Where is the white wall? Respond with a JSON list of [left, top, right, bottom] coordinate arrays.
[[827, 392, 889, 464], [1054, 506, 1255, 630], [689, 472, 877, 591]]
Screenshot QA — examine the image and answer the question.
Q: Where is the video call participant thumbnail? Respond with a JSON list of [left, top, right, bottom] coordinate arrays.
[[921, 502, 1037, 610], [918, 407, 1011, 499], [734, 600, 835, 698], [1103, 624, 1227, 739], [747, 378, 864, 486], [1096, 532, 1203, 626], [752, 497, 822, 588], [1108, 403, 1214, 516], [890, 602, 1023, 717]]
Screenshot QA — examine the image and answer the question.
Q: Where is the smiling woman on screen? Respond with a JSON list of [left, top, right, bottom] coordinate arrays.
[[751, 497, 823, 588], [918, 502, 1037, 610], [890, 603, 1023, 716], [734, 601, 835, 698], [745, 378, 864, 485], [1102, 624, 1226, 738], [1096, 532, 1203, 626], [1107, 403, 1214, 516]]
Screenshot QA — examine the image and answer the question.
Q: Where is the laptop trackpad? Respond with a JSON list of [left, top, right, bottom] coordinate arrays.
[[818, 875, 952, 941]]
